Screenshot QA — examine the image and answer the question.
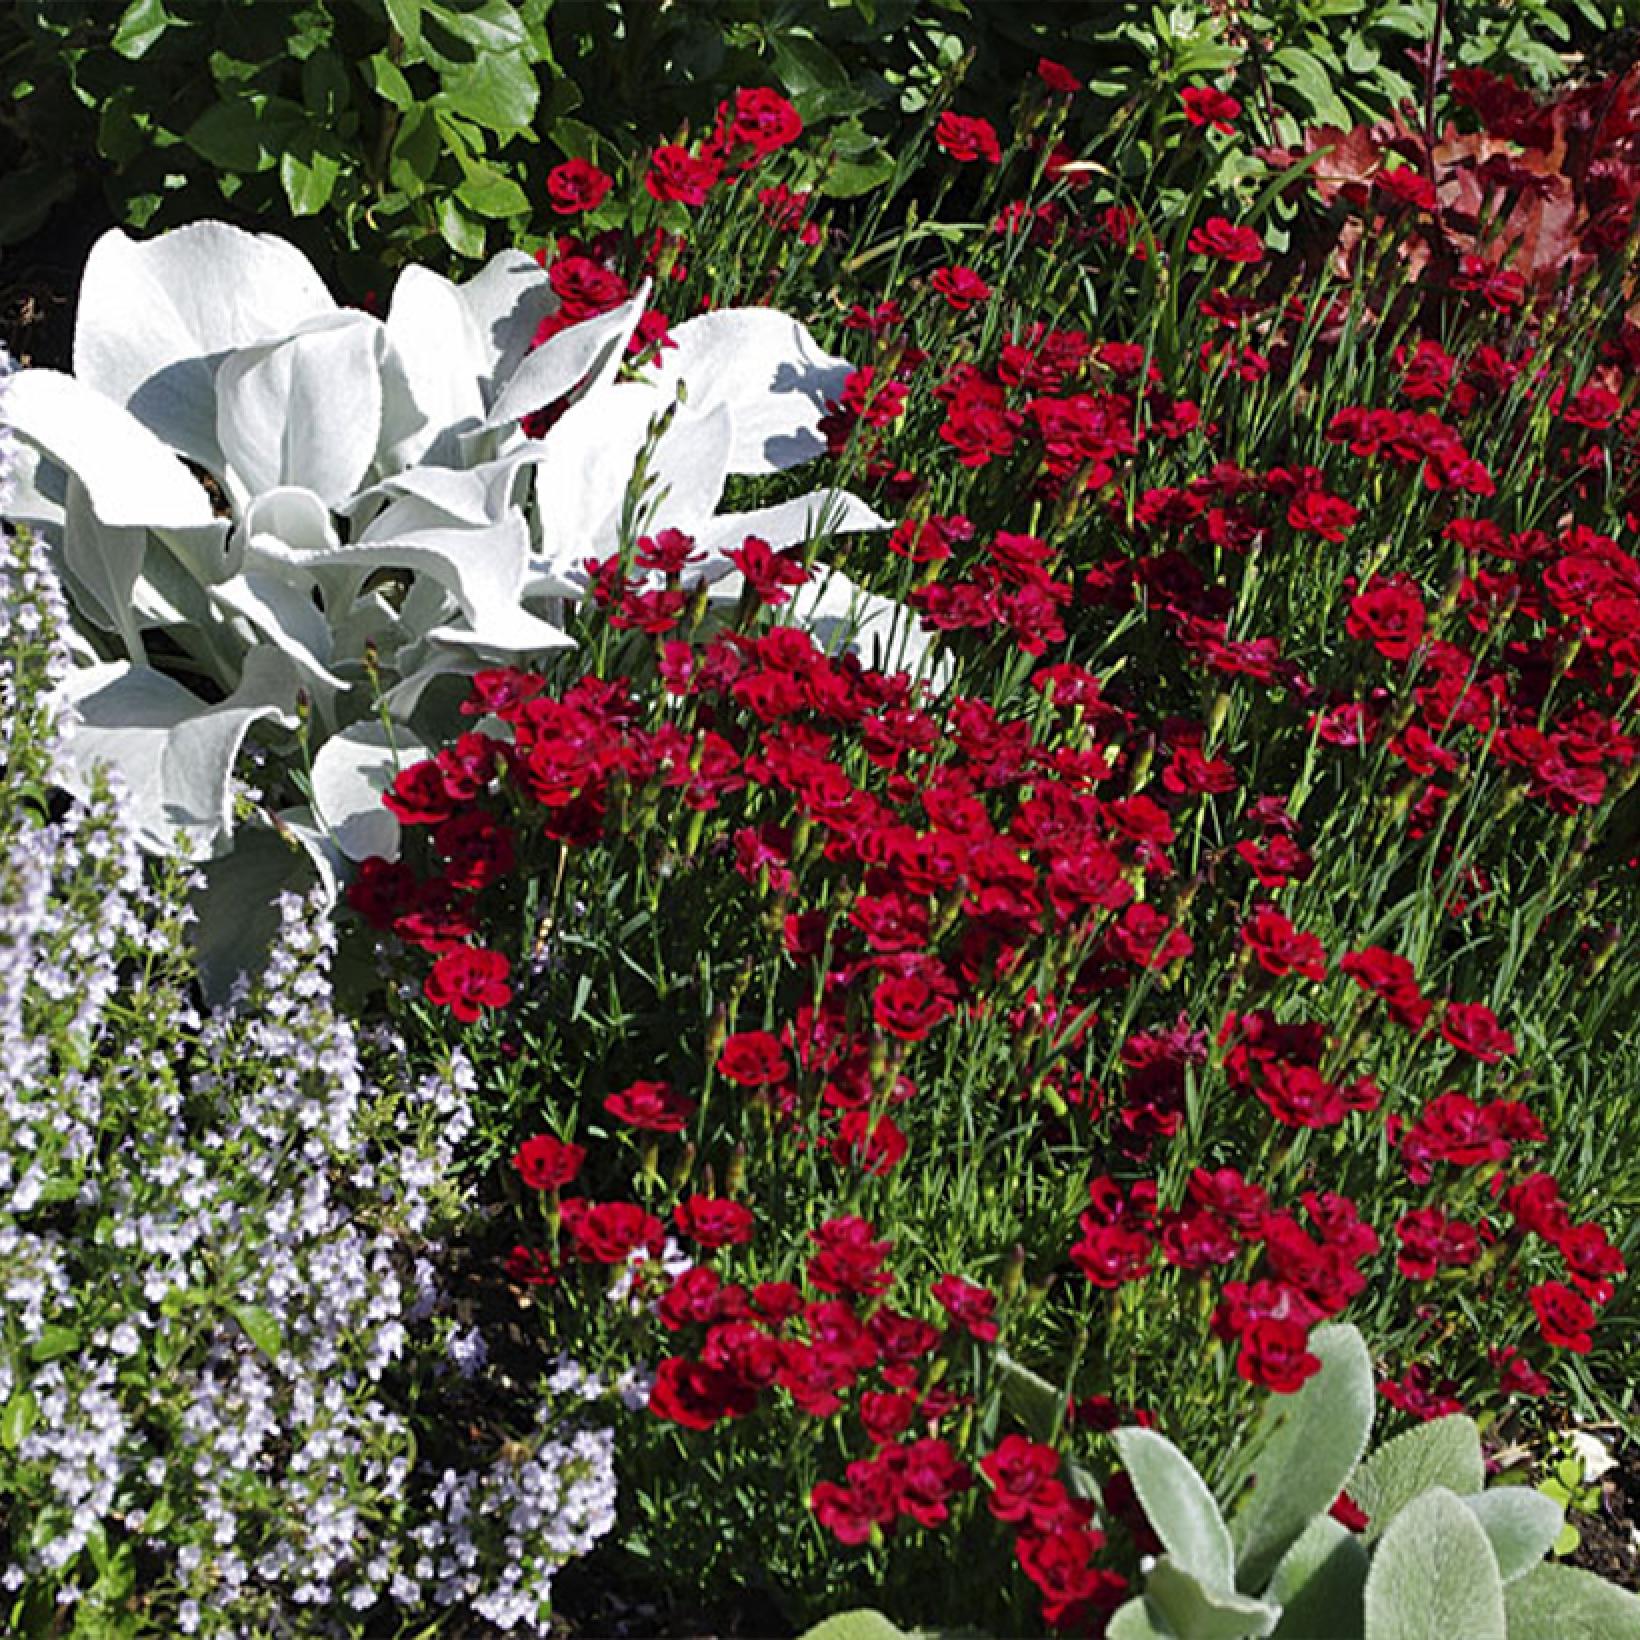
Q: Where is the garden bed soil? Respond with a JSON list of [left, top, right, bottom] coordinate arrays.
[[1571, 1438, 1640, 1590]]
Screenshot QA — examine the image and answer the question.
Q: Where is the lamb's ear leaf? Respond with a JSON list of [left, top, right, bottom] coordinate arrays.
[[73, 221, 336, 469], [214, 314, 383, 507], [649, 307, 855, 475], [1362, 1486, 1505, 1640], [1458, 1489, 1564, 1584], [309, 721, 428, 864], [7, 369, 215, 531], [1146, 1558, 1282, 1637], [1350, 1416, 1484, 1543], [1230, 1323, 1375, 1590], [483, 288, 648, 430], [1267, 1515, 1367, 1638], [1502, 1561, 1640, 1639], [1114, 1427, 1236, 1593]]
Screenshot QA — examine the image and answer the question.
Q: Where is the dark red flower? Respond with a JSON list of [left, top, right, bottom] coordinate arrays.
[[1182, 86, 1241, 132], [1187, 217, 1264, 263], [1531, 1281, 1595, 1352], [717, 1030, 790, 1087], [512, 1134, 585, 1191], [645, 144, 721, 206], [935, 112, 1002, 165], [674, 1195, 756, 1248], [424, 948, 512, 1022], [1440, 1001, 1516, 1063], [603, 1079, 697, 1133], [546, 157, 613, 215]]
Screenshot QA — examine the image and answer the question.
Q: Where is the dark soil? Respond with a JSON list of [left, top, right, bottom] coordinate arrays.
[[1570, 1436, 1640, 1591], [1, 183, 108, 371]]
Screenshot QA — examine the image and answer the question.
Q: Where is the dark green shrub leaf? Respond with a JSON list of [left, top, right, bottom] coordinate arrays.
[[184, 93, 305, 174], [1363, 1487, 1505, 1640], [281, 134, 344, 216], [439, 48, 540, 134], [455, 163, 529, 217], [112, 0, 170, 60], [389, 104, 441, 193], [368, 51, 414, 109], [422, 0, 528, 55], [385, 0, 422, 53], [437, 193, 486, 257]]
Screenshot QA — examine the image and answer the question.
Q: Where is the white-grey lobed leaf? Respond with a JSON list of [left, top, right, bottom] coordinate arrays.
[[73, 221, 337, 471], [7, 369, 216, 530], [214, 312, 384, 509], [483, 288, 650, 432], [256, 507, 566, 652], [689, 486, 890, 566], [649, 307, 854, 475], [209, 573, 350, 698], [2, 441, 67, 530], [782, 563, 938, 679], [241, 484, 341, 555], [310, 721, 427, 863], [529, 393, 732, 593], [384, 249, 555, 465], [54, 648, 300, 859], [61, 476, 147, 657]]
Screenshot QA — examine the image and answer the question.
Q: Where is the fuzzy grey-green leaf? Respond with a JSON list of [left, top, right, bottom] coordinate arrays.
[[1363, 1487, 1505, 1640]]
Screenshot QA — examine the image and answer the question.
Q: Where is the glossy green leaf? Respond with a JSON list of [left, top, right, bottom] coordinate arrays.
[[29, 1325, 80, 1363], [229, 1303, 284, 1362], [111, 0, 170, 60], [439, 49, 540, 134], [281, 138, 343, 217], [437, 194, 486, 258]]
